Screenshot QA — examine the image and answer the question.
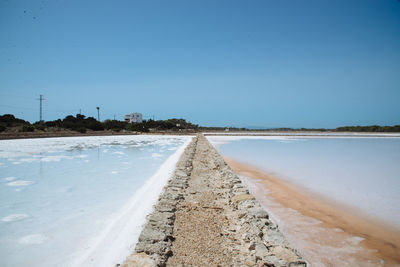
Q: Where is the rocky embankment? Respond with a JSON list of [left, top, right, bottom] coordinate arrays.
[[123, 134, 306, 267]]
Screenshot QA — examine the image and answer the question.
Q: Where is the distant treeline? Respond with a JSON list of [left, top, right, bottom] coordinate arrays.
[[199, 126, 248, 131], [0, 114, 399, 133], [0, 114, 198, 133], [334, 125, 400, 132], [265, 125, 400, 132]]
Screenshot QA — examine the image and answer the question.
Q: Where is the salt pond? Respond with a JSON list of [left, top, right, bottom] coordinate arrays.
[[208, 135, 400, 229], [0, 135, 191, 267], [208, 135, 400, 265]]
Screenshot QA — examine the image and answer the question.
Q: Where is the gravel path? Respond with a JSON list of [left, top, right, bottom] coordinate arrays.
[[123, 134, 306, 267]]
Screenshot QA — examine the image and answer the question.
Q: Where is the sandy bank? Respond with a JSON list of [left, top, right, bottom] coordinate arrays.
[[225, 158, 400, 266], [122, 134, 305, 266]]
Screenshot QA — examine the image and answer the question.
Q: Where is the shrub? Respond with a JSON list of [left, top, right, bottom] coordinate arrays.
[[0, 114, 27, 127], [34, 124, 46, 131], [20, 125, 34, 132], [77, 127, 87, 133]]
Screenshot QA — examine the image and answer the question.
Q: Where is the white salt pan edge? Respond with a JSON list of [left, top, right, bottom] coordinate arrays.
[[70, 137, 192, 267]]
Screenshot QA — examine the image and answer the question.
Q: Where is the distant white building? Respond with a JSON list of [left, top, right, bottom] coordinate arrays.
[[124, 112, 143, 123]]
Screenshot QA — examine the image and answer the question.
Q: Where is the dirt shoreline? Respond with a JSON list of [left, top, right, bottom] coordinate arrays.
[[224, 157, 400, 266], [123, 134, 306, 266]]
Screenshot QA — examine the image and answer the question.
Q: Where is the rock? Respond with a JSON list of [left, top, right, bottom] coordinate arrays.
[[237, 200, 256, 210], [262, 229, 288, 246], [238, 211, 247, 219], [244, 259, 256, 266], [262, 255, 285, 266], [289, 261, 308, 267], [123, 252, 155, 267], [255, 243, 268, 260], [138, 227, 167, 243], [248, 242, 256, 250], [168, 183, 185, 189], [232, 194, 255, 204], [148, 212, 175, 224], [163, 188, 183, 200], [175, 169, 188, 177], [155, 204, 176, 213], [147, 222, 174, 235], [248, 207, 269, 219], [135, 241, 170, 255], [269, 246, 300, 262]]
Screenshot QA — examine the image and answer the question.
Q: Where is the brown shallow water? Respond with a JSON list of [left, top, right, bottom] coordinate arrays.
[[225, 157, 400, 266]]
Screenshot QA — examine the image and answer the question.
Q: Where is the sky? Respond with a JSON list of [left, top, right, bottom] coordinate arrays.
[[0, 0, 399, 128]]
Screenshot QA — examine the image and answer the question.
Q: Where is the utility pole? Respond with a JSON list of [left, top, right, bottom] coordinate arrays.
[[36, 94, 45, 123], [79, 109, 82, 115], [113, 115, 116, 120], [96, 106, 100, 121]]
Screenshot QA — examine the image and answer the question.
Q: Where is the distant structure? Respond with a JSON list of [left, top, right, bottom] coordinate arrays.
[[36, 94, 45, 123], [124, 112, 143, 123]]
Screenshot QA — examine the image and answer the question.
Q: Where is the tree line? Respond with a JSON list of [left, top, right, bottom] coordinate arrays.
[[0, 114, 198, 133], [0, 113, 399, 133]]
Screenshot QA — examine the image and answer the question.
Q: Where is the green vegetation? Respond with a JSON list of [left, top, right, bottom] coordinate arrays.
[[258, 125, 400, 132], [199, 126, 247, 131], [0, 114, 32, 132], [0, 113, 399, 134], [335, 125, 400, 132], [20, 125, 34, 132], [0, 114, 29, 127], [49, 114, 105, 131], [0, 114, 198, 134], [128, 118, 198, 132]]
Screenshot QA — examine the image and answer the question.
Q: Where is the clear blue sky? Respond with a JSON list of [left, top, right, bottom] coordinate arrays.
[[1, 0, 399, 128]]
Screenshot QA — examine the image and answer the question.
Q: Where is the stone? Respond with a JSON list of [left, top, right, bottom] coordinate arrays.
[[262, 229, 288, 246], [255, 243, 268, 259], [232, 194, 255, 204], [155, 204, 176, 213], [138, 227, 167, 243], [237, 200, 256, 210], [248, 242, 256, 250], [147, 222, 174, 235], [262, 255, 286, 267], [238, 211, 247, 219], [135, 241, 170, 255], [269, 246, 300, 262], [244, 259, 256, 266], [248, 208, 269, 219], [123, 252, 155, 267], [289, 261, 308, 267], [148, 212, 175, 224], [175, 169, 188, 177]]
